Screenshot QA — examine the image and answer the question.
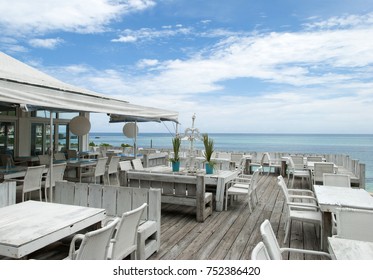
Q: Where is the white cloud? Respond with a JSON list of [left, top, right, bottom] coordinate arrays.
[[305, 12, 373, 30], [112, 26, 192, 43], [111, 35, 138, 43], [28, 38, 64, 49], [0, 0, 156, 36], [136, 59, 160, 68]]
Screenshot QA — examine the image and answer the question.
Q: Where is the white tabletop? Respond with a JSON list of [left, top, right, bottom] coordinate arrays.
[[328, 237, 373, 260], [0, 200, 106, 258], [314, 185, 373, 213]]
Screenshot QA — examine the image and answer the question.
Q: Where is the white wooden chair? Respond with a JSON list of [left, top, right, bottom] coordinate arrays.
[[260, 152, 281, 175], [277, 175, 324, 249], [306, 156, 323, 162], [313, 162, 334, 185], [65, 217, 120, 260], [131, 158, 144, 170], [107, 203, 147, 260], [80, 157, 108, 183], [334, 207, 373, 242], [280, 175, 317, 206], [251, 241, 271, 260], [15, 165, 45, 202], [225, 168, 260, 212], [42, 163, 66, 202], [260, 219, 330, 260], [38, 154, 51, 166], [287, 156, 311, 188], [322, 173, 351, 234], [290, 155, 305, 169], [119, 160, 133, 171], [106, 156, 120, 185], [54, 152, 66, 161], [323, 173, 351, 188]]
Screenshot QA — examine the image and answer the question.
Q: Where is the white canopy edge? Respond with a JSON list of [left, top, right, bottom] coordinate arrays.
[[0, 52, 178, 122]]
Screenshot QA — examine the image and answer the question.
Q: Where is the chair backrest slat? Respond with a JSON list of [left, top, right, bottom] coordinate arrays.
[[251, 241, 271, 260], [323, 173, 350, 187], [336, 207, 373, 242], [260, 219, 283, 260]]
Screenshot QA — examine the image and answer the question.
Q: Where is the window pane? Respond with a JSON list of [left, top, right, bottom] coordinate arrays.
[[0, 122, 15, 155], [0, 107, 16, 116], [31, 123, 44, 156], [58, 124, 68, 152], [58, 112, 79, 120], [33, 111, 57, 118]]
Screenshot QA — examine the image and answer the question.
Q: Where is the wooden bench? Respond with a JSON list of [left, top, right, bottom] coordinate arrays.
[[54, 181, 161, 260], [126, 171, 213, 222]]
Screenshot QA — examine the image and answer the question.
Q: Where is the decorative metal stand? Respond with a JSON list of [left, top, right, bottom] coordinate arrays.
[[182, 114, 202, 172]]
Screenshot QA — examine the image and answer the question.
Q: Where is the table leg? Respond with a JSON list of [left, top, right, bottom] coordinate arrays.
[[281, 159, 287, 177], [322, 211, 332, 251], [215, 177, 225, 212]]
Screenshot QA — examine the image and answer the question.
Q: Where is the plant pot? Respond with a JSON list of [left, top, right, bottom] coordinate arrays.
[[205, 163, 214, 174], [172, 161, 180, 172]]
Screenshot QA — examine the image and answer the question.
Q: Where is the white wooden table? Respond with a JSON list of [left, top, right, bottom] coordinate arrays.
[[328, 237, 373, 260], [314, 185, 373, 250], [0, 200, 106, 259]]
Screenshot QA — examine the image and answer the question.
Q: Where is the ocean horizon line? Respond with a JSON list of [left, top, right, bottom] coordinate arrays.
[[90, 132, 373, 136]]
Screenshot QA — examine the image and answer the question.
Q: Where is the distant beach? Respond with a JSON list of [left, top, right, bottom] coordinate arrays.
[[89, 132, 373, 192]]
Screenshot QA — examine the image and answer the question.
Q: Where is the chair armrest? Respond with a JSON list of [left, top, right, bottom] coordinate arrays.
[[287, 189, 315, 196], [280, 247, 331, 259], [69, 234, 85, 260], [288, 202, 319, 211], [288, 195, 318, 203]]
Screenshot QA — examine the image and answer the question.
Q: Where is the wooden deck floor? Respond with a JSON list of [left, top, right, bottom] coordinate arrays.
[[149, 173, 323, 260], [20, 173, 323, 260]]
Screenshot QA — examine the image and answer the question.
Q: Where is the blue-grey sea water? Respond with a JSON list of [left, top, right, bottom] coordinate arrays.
[[89, 133, 373, 192]]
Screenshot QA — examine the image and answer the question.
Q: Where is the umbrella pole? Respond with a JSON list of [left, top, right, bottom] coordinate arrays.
[[49, 111, 53, 202]]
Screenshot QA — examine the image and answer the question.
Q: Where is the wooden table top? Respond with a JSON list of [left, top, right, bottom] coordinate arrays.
[[314, 185, 373, 213], [328, 237, 373, 260], [0, 200, 106, 258]]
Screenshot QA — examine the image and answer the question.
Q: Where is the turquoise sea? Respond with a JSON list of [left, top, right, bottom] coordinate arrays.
[[89, 133, 373, 192]]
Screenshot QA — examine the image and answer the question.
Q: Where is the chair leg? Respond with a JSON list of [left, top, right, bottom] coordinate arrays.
[[319, 223, 323, 250], [284, 219, 292, 244], [45, 187, 48, 202], [247, 195, 253, 213], [115, 173, 119, 186]]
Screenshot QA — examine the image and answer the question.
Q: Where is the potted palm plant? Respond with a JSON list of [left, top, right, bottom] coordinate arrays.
[[202, 133, 215, 174], [170, 136, 181, 172]]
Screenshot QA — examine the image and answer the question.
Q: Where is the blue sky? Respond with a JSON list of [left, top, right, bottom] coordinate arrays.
[[1, 0, 373, 134]]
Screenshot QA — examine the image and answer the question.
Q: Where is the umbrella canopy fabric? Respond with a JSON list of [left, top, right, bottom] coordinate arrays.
[[0, 52, 178, 122]]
